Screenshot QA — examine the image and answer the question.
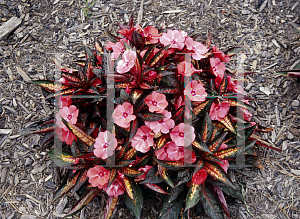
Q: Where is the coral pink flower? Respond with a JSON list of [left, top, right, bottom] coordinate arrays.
[[55, 127, 76, 145], [166, 142, 196, 163], [93, 131, 118, 159], [192, 169, 207, 185], [60, 96, 72, 108], [87, 165, 110, 189], [177, 61, 200, 76], [145, 91, 168, 113], [184, 80, 207, 102], [144, 110, 175, 134], [138, 165, 153, 180], [144, 26, 160, 44], [104, 178, 124, 197], [55, 105, 79, 131], [116, 50, 136, 74], [170, 123, 195, 147], [185, 37, 209, 60], [105, 41, 115, 50], [209, 101, 230, 121], [131, 126, 154, 153], [160, 30, 185, 49], [212, 46, 231, 63], [113, 102, 136, 128], [210, 58, 226, 79]]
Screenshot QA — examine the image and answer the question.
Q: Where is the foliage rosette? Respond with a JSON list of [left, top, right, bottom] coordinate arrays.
[[23, 15, 281, 219]]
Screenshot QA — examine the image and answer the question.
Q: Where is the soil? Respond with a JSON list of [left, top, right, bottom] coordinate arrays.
[[0, 0, 300, 218]]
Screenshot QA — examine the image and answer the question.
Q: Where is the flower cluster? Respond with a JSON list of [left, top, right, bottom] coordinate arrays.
[[26, 16, 279, 219]]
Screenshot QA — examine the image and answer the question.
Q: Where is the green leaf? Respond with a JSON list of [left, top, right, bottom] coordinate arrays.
[[168, 183, 185, 203], [64, 188, 101, 218], [149, 44, 170, 67], [138, 111, 165, 121], [48, 150, 77, 167], [175, 169, 191, 187], [291, 22, 300, 34], [199, 187, 224, 219], [125, 183, 143, 219], [120, 89, 132, 104], [220, 185, 243, 201], [140, 166, 164, 184], [159, 194, 184, 219], [185, 182, 202, 210], [192, 138, 212, 154], [208, 132, 228, 154]]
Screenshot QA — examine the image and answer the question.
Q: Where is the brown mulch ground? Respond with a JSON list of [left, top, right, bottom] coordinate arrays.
[[0, 0, 300, 218]]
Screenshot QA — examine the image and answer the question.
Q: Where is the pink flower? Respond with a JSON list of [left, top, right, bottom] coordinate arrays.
[[116, 50, 136, 74], [55, 127, 76, 145], [111, 39, 130, 59], [209, 101, 230, 121], [104, 178, 124, 197], [160, 30, 185, 49], [55, 105, 79, 131], [145, 110, 175, 134], [192, 169, 207, 185], [177, 61, 200, 76], [185, 37, 208, 60], [145, 91, 168, 113], [93, 131, 118, 159], [170, 123, 195, 147], [113, 102, 136, 128], [212, 46, 231, 63], [155, 143, 170, 160], [87, 165, 110, 189], [218, 143, 229, 172], [167, 142, 196, 163], [60, 96, 72, 108], [131, 126, 154, 153], [241, 108, 252, 121], [138, 165, 153, 180], [210, 58, 226, 79], [184, 80, 207, 102], [144, 26, 160, 44]]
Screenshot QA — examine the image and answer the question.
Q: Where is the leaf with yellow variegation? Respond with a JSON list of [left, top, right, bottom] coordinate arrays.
[[64, 188, 101, 217], [123, 148, 137, 160], [62, 118, 95, 150], [48, 150, 77, 167], [208, 132, 228, 154], [155, 134, 168, 151], [121, 167, 144, 178], [107, 168, 118, 189], [104, 196, 119, 219], [200, 112, 213, 144], [53, 171, 80, 201], [193, 100, 211, 116], [149, 44, 170, 67], [219, 116, 235, 134], [158, 165, 174, 188], [204, 161, 235, 189], [185, 182, 202, 210], [121, 176, 134, 200]]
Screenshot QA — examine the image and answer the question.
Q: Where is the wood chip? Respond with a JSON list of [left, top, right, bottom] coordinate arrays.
[[16, 66, 31, 82], [0, 129, 12, 134], [0, 17, 22, 40], [259, 0, 268, 12], [163, 10, 182, 14]]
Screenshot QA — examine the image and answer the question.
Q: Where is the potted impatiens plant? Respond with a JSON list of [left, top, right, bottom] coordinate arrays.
[[21, 15, 281, 219]]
